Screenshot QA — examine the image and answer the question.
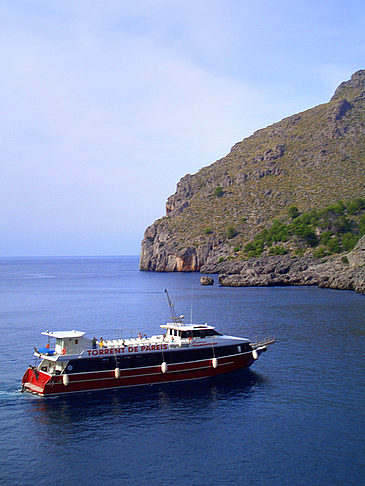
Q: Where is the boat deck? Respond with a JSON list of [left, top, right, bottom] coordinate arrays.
[[105, 334, 165, 346]]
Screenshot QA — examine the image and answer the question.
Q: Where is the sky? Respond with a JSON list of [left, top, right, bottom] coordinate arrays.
[[1, 0, 364, 256]]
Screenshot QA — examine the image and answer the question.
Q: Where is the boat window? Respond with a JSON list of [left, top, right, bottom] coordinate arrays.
[[202, 329, 222, 337], [181, 331, 193, 338], [180, 329, 222, 339]]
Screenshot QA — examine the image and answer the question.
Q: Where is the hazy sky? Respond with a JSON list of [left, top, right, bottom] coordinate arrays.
[[1, 1, 364, 256]]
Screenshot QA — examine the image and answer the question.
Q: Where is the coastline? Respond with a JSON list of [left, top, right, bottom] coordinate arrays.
[[201, 236, 365, 294]]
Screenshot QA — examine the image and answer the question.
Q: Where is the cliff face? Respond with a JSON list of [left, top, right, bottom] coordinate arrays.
[[140, 70, 365, 272]]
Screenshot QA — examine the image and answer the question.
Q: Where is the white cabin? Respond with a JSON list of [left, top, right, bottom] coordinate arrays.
[[41, 330, 91, 355]]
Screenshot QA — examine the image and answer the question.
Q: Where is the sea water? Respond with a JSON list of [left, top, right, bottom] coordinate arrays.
[[0, 256, 364, 486]]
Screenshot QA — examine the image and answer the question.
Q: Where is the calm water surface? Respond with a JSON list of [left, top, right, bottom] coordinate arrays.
[[0, 256, 364, 486]]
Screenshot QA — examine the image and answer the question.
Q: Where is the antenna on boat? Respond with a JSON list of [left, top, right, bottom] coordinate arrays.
[[164, 289, 183, 324]]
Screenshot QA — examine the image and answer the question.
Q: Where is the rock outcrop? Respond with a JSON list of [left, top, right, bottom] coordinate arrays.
[[218, 236, 365, 294]]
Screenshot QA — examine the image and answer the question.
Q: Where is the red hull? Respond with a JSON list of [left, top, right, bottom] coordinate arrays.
[[22, 352, 258, 396]]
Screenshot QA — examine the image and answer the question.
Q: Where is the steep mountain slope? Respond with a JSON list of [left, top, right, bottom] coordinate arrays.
[[140, 70, 365, 272]]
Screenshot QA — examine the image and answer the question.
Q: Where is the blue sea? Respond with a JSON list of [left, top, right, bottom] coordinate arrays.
[[0, 256, 364, 486]]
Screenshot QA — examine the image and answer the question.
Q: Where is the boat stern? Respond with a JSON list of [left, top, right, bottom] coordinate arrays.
[[22, 366, 52, 396]]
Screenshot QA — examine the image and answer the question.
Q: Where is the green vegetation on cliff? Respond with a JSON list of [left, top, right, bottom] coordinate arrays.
[[242, 198, 365, 259]]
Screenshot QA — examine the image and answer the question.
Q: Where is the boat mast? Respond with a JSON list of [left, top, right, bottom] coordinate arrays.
[[164, 289, 183, 324]]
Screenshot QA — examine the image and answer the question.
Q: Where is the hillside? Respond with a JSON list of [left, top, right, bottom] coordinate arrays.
[[140, 70, 365, 273]]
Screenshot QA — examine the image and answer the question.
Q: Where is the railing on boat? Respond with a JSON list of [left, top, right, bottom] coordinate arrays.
[[251, 337, 276, 349]]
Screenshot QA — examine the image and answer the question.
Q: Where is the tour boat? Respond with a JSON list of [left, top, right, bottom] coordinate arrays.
[[21, 291, 275, 396]]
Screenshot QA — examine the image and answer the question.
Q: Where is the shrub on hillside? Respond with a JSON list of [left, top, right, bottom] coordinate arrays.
[[341, 233, 358, 252], [214, 186, 223, 197], [346, 198, 365, 215], [327, 236, 341, 253], [313, 246, 328, 258], [226, 225, 237, 239], [359, 214, 365, 237], [288, 206, 300, 220], [269, 246, 288, 255]]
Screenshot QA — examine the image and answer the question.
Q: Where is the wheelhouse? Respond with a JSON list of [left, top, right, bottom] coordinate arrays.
[[161, 323, 223, 341]]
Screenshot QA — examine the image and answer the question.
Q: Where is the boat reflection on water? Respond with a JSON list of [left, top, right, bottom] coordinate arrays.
[[27, 369, 267, 430]]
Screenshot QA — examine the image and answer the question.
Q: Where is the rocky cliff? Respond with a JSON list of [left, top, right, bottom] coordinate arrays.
[[140, 71, 365, 284], [217, 235, 365, 294]]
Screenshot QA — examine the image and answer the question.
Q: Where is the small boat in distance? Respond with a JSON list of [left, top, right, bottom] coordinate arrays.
[[22, 290, 275, 396]]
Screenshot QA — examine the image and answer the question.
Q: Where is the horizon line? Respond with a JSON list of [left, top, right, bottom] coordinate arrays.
[[0, 254, 140, 259]]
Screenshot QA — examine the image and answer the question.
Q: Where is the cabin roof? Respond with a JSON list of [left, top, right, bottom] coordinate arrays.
[[160, 323, 215, 331], [41, 330, 85, 339]]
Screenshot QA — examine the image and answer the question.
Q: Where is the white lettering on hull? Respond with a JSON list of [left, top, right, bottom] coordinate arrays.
[[86, 343, 169, 356]]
